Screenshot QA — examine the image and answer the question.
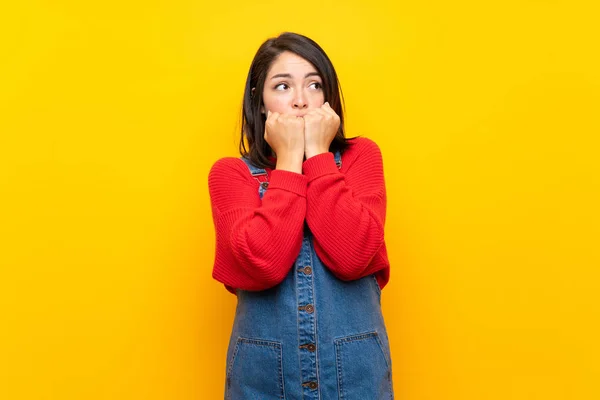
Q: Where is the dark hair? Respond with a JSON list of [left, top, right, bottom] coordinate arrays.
[[239, 32, 351, 169]]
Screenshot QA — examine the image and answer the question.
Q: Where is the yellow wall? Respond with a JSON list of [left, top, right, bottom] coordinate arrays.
[[1, 1, 599, 398]]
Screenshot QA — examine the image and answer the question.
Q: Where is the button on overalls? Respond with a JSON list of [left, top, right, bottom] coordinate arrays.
[[225, 152, 394, 400]]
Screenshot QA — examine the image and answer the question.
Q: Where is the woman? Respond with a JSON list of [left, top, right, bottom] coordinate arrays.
[[208, 32, 394, 399]]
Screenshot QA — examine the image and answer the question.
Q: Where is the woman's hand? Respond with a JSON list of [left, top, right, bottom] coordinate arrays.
[[303, 102, 340, 159], [264, 111, 305, 173]]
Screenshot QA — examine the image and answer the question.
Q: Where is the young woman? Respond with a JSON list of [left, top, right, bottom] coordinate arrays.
[[208, 32, 394, 399]]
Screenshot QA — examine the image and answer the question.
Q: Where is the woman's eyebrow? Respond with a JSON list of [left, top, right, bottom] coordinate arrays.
[[270, 72, 321, 80]]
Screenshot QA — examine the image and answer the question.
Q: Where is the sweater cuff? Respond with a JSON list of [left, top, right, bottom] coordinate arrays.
[[302, 152, 340, 182], [269, 169, 308, 197]]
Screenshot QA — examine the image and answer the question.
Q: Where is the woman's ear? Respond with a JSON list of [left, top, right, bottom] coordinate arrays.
[[251, 87, 265, 114]]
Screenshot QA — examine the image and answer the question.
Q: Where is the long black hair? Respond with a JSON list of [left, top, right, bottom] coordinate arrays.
[[240, 32, 351, 169]]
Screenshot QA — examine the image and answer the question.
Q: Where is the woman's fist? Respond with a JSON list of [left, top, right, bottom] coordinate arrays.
[[264, 111, 305, 173], [303, 102, 340, 159]]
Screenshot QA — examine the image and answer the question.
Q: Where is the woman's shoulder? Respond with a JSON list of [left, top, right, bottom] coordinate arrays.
[[345, 136, 383, 158], [208, 157, 254, 182]]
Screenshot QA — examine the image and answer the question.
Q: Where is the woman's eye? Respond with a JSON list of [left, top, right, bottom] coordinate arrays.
[[274, 83, 288, 90], [309, 82, 322, 90]]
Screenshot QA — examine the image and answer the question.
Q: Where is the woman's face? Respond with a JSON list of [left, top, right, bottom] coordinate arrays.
[[261, 51, 325, 117]]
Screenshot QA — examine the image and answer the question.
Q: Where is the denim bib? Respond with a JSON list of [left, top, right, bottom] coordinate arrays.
[[225, 152, 394, 399]]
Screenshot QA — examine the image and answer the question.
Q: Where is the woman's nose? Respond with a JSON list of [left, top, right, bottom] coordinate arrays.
[[293, 91, 308, 109]]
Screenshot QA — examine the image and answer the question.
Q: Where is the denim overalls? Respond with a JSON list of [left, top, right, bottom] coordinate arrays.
[[224, 152, 394, 400]]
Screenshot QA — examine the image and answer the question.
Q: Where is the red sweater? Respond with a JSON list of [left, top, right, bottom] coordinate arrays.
[[208, 136, 390, 293]]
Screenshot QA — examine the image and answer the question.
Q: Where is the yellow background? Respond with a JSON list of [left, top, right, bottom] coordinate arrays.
[[1, 0, 599, 399]]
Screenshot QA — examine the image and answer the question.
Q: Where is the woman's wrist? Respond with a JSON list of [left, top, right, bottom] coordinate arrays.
[[275, 152, 304, 173], [304, 146, 329, 160]]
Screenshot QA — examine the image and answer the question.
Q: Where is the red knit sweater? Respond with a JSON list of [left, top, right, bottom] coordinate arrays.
[[208, 136, 390, 293]]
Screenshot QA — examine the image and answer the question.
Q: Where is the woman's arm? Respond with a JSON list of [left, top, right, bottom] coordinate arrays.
[[303, 137, 388, 281], [209, 158, 307, 291]]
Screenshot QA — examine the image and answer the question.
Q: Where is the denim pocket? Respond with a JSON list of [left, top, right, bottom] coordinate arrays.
[[335, 331, 393, 400], [225, 337, 284, 400]]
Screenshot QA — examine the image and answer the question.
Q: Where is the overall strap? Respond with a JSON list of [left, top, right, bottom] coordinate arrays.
[[240, 156, 268, 177], [240, 156, 269, 198], [334, 150, 342, 169]]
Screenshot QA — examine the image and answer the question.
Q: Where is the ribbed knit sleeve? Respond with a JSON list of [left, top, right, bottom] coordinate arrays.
[[208, 157, 307, 292], [302, 137, 390, 288]]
